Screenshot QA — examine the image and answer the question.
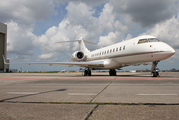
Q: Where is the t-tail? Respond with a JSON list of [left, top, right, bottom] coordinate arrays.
[[57, 37, 96, 61]]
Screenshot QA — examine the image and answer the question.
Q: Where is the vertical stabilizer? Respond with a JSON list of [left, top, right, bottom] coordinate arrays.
[[57, 37, 96, 54], [78, 38, 90, 54]]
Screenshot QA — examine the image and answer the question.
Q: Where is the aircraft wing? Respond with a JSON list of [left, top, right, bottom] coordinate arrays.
[[3, 56, 104, 67]]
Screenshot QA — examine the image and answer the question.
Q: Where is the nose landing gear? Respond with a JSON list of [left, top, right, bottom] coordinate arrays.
[[151, 61, 160, 77], [151, 71, 159, 77]]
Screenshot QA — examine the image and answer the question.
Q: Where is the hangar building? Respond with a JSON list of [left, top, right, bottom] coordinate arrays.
[[0, 22, 9, 73]]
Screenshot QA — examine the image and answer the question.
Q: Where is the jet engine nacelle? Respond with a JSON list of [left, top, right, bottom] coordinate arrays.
[[71, 51, 87, 62]]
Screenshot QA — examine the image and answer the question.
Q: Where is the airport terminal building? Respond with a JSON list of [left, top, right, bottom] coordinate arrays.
[[0, 22, 9, 72]]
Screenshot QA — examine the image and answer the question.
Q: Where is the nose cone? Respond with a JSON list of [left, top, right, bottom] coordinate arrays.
[[163, 43, 175, 60], [156, 42, 175, 60], [167, 44, 175, 55], [171, 47, 175, 54], [171, 48, 175, 56]]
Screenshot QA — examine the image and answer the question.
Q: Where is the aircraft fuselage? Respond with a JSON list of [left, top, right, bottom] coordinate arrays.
[[75, 35, 175, 70]]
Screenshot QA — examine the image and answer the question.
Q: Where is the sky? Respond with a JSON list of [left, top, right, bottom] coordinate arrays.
[[0, 0, 179, 72]]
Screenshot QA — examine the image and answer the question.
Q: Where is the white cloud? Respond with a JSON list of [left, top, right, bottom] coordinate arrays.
[[114, 20, 128, 32], [38, 53, 56, 60], [33, 19, 85, 61], [98, 3, 115, 32], [54, 0, 109, 6], [125, 34, 133, 40], [34, 2, 121, 61], [0, 0, 58, 62], [146, 15, 179, 49], [7, 21, 35, 56], [110, 0, 176, 27], [98, 31, 124, 47], [0, 0, 56, 26]]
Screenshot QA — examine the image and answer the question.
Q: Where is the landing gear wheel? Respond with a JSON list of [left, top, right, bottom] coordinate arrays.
[[151, 72, 159, 77], [84, 70, 88, 76], [88, 70, 91, 76], [84, 69, 91, 76], [109, 70, 112, 76], [151, 61, 160, 77], [109, 69, 116, 76]]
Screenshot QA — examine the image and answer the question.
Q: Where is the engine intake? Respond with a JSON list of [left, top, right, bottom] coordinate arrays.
[[71, 51, 86, 62]]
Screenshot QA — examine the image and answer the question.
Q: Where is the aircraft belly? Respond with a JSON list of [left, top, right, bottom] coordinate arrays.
[[113, 53, 154, 64], [111, 51, 172, 64], [86, 51, 173, 70]]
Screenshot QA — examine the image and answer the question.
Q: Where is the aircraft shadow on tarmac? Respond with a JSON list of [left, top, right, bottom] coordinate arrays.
[[0, 89, 67, 102]]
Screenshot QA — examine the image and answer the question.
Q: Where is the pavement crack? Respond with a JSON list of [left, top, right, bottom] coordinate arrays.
[[84, 104, 98, 120], [90, 77, 117, 103], [0, 89, 66, 102]]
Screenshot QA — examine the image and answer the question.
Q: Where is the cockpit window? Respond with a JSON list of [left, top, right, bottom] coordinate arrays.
[[148, 38, 160, 42], [138, 39, 148, 44], [138, 38, 160, 44]]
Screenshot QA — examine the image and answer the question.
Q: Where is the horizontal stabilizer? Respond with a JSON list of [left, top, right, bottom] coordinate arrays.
[[57, 40, 97, 45]]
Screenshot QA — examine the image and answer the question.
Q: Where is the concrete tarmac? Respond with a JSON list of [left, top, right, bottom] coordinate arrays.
[[0, 72, 179, 120]]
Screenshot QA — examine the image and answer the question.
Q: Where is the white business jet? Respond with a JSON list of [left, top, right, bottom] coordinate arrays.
[[3, 35, 175, 77]]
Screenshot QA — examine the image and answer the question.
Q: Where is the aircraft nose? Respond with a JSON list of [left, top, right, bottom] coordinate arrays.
[[168, 45, 175, 54], [171, 47, 175, 54], [165, 44, 175, 56]]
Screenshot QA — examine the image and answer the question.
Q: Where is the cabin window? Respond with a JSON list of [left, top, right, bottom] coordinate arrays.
[[116, 48, 118, 52], [104, 51, 106, 54], [107, 50, 109, 54], [119, 47, 121, 51], [113, 48, 115, 52], [138, 39, 148, 44], [123, 46, 125, 50], [148, 38, 160, 42], [138, 38, 160, 44], [110, 49, 112, 53]]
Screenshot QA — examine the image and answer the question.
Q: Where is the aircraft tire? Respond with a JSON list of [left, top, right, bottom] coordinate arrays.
[[151, 72, 158, 77], [84, 69, 91, 76], [84, 70, 88, 76], [88, 70, 91, 76], [109, 69, 116, 76]]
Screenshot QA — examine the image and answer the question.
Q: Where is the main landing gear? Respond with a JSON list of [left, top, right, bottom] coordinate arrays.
[[151, 61, 159, 77], [109, 69, 116, 76], [84, 68, 91, 76], [83, 68, 117, 76]]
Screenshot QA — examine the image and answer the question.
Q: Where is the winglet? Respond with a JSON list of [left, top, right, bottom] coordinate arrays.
[[2, 55, 6, 64]]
